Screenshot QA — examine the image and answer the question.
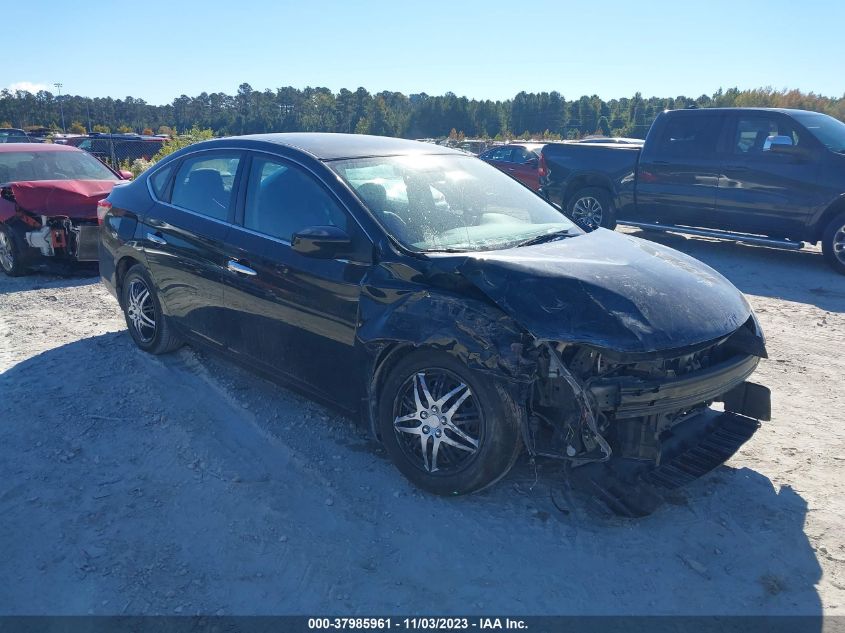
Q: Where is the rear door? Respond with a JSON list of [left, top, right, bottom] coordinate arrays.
[[715, 112, 823, 237], [507, 146, 541, 190], [636, 112, 726, 227], [142, 150, 243, 347], [219, 153, 372, 408]]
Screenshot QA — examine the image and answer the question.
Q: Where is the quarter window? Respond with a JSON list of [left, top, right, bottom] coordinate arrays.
[[244, 156, 347, 241], [149, 163, 175, 200], [171, 153, 241, 221]]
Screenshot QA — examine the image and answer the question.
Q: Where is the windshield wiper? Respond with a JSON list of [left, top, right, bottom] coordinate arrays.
[[514, 228, 577, 248], [423, 247, 473, 253]]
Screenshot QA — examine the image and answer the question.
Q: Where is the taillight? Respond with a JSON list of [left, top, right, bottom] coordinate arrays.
[[538, 154, 547, 178], [96, 199, 112, 225]]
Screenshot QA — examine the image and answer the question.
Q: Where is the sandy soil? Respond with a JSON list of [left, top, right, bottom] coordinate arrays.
[[0, 230, 843, 616]]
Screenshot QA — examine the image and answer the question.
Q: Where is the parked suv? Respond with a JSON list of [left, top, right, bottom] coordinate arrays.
[[539, 108, 845, 274]]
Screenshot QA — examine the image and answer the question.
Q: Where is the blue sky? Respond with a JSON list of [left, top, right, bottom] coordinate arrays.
[[4, 0, 843, 105]]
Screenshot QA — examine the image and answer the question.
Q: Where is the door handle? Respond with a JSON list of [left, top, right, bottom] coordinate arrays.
[[146, 232, 167, 245], [507, 167, 516, 171], [227, 260, 257, 276]]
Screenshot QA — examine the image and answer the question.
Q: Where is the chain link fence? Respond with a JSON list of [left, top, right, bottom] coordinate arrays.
[[66, 135, 166, 170]]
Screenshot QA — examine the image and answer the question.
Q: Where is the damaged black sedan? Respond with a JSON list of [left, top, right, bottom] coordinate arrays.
[[99, 133, 770, 498]]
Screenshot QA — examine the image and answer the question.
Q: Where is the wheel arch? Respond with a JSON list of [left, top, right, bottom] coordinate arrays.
[[562, 173, 615, 210], [812, 194, 845, 242], [114, 255, 145, 306], [359, 291, 537, 441]]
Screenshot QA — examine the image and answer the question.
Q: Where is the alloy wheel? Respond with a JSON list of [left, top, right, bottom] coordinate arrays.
[[126, 278, 157, 343], [392, 369, 482, 474], [571, 196, 603, 226], [0, 230, 14, 272]]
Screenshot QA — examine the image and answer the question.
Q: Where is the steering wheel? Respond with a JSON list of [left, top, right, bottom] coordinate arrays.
[[381, 210, 407, 229]]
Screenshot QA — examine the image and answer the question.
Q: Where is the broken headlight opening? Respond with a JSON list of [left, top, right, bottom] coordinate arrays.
[[18, 210, 99, 262], [525, 316, 770, 472]]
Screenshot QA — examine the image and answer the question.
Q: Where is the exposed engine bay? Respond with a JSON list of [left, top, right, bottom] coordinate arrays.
[[518, 316, 770, 514], [17, 212, 99, 262]]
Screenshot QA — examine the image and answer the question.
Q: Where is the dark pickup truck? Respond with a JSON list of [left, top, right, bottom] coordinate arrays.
[[538, 107, 845, 273]]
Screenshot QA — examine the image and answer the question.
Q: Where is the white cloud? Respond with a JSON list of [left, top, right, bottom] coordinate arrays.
[[7, 81, 50, 94]]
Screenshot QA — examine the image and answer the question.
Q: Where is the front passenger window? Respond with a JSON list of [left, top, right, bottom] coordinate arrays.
[[244, 156, 347, 241], [171, 153, 241, 221]]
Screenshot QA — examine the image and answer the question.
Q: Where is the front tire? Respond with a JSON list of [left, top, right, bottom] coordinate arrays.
[[567, 187, 617, 231], [0, 225, 27, 276], [378, 350, 522, 495], [120, 264, 182, 354], [821, 212, 845, 275]]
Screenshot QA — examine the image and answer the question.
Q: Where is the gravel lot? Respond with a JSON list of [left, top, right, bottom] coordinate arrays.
[[1, 229, 843, 616]]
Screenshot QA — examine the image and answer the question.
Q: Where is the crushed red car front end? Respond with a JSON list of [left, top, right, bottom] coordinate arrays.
[[0, 180, 116, 265]]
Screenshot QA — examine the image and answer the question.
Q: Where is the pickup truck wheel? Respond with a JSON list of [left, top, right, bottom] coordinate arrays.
[[822, 212, 845, 275], [378, 350, 522, 496], [567, 187, 617, 231], [0, 225, 27, 277], [121, 264, 183, 354]]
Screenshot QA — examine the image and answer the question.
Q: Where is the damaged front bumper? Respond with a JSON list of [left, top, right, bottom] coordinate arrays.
[[525, 324, 770, 489]]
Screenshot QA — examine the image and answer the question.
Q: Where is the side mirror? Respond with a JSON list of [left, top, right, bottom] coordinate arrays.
[[119, 170, 134, 180], [768, 142, 811, 160], [292, 225, 353, 259]]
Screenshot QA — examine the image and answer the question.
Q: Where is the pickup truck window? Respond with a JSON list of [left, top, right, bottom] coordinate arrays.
[[733, 115, 801, 154], [791, 111, 845, 153], [655, 115, 721, 158]]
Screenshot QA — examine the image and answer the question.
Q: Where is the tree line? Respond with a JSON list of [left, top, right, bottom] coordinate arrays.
[[2, 84, 844, 140]]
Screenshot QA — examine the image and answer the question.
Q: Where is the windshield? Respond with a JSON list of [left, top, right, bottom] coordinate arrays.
[[330, 154, 578, 252], [0, 150, 119, 183], [792, 111, 845, 153]]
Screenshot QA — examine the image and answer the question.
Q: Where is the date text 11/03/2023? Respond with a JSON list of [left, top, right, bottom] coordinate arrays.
[[307, 618, 528, 630]]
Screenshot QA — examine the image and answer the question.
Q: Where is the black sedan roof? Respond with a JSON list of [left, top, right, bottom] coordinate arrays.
[[226, 133, 461, 161]]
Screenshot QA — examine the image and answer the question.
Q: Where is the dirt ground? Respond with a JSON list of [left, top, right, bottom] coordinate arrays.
[[0, 229, 843, 616]]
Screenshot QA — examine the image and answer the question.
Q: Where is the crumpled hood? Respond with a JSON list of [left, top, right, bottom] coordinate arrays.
[[9, 180, 115, 219], [447, 229, 752, 354]]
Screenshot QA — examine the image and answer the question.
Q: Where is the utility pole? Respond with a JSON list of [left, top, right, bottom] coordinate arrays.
[[53, 82, 66, 133]]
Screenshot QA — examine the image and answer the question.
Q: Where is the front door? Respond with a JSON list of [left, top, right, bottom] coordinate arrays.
[[143, 150, 243, 347], [219, 153, 371, 409], [715, 112, 822, 238]]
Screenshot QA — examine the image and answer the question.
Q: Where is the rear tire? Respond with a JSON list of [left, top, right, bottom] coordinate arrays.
[[377, 350, 522, 495], [821, 212, 845, 275], [0, 225, 28, 277], [567, 187, 617, 231], [121, 264, 183, 354]]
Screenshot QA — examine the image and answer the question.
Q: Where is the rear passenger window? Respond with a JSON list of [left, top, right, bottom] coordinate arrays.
[[244, 156, 347, 242], [656, 115, 722, 159], [171, 153, 241, 221], [149, 163, 175, 200], [485, 147, 513, 162]]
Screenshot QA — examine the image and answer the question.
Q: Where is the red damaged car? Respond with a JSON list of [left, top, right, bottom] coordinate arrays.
[[0, 143, 130, 276]]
